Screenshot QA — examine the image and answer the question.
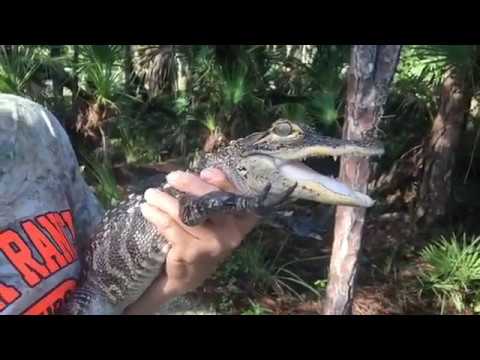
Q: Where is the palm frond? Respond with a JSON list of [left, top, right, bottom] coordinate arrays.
[[132, 45, 180, 97], [76, 45, 124, 105], [398, 45, 476, 91], [0, 45, 41, 96], [419, 233, 480, 313], [220, 61, 250, 109]]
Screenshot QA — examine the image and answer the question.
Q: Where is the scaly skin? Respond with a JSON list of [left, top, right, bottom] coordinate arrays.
[[59, 119, 384, 315]]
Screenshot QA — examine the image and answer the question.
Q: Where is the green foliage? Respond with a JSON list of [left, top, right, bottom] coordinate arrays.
[[77, 45, 125, 106], [220, 237, 273, 288], [116, 126, 161, 164], [419, 233, 480, 313], [221, 61, 250, 109], [313, 279, 328, 294], [271, 45, 350, 133], [216, 295, 234, 314], [66, 45, 356, 159], [395, 45, 477, 110], [241, 299, 273, 315], [218, 233, 324, 300], [7, 44, 478, 164], [378, 45, 479, 170], [0, 46, 41, 96], [80, 151, 122, 208], [406, 45, 475, 83], [200, 113, 219, 133], [132, 45, 179, 96]]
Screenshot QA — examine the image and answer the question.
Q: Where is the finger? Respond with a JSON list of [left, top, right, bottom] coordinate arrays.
[[200, 168, 239, 193], [140, 203, 201, 261], [166, 171, 219, 197], [210, 214, 254, 248], [233, 214, 259, 235], [143, 188, 218, 241], [141, 202, 228, 266], [140, 202, 183, 245]]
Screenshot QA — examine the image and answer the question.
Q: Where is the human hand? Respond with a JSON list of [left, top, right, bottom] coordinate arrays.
[[123, 168, 258, 314]]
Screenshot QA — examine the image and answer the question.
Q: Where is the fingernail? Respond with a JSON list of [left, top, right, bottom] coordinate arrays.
[[200, 168, 215, 181], [140, 203, 150, 218], [144, 188, 162, 202], [166, 171, 182, 184]]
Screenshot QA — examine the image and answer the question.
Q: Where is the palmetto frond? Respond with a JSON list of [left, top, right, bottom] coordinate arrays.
[[76, 45, 124, 106], [72, 45, 125, 142], [398, 45, 476, 90], [0, 45, 41, 96], [419, 233, 480, 313], [413, 45, 476, 76], [220, 61, 250, 110], [132, 45, 184, 97], [393, 45, 477, 125]]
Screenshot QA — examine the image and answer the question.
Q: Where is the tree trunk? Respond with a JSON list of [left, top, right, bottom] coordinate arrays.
[[50, 46, 63, 97], [99, 125, 111, 166], [49, 45, 66, 119], [324, 45, 402, 315], [124, 45, 134, 95], [416, 70, 469, 227]]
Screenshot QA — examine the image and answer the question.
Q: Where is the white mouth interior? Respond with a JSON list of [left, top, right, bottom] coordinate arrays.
[[276, 159, 374, 207]]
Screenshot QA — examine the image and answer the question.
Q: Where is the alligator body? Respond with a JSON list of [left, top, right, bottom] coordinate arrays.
[[59, 119, 384, 315]]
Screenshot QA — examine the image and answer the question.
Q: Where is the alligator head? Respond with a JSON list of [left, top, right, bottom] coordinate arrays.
[[196, 119, 384, 209]]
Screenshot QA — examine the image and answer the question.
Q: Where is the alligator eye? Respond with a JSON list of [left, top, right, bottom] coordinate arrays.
[[273, 122, 293, 137]]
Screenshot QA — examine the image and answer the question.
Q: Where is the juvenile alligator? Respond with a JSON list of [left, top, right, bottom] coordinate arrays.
[[59, 119, 384, 315]]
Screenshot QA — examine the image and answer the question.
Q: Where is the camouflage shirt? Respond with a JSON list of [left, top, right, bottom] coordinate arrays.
[[0, 94, 104, 315]]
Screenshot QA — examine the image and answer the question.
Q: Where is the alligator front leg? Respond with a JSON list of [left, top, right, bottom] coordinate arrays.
[[179, 183, 298, 226]]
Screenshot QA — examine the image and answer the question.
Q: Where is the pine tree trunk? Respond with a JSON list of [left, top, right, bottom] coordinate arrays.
[[416, 71, 469, 227], [324, 45, 402, 315]]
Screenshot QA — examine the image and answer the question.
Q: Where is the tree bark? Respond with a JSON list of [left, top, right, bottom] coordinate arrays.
[[124, 45, 134, 95], [49, 46, 63, 97], [49, 45, 66, 119], [416, 70, 469, 227], [324, 45, 402, 315]]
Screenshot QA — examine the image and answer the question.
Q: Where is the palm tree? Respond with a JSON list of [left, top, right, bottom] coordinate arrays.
[[0, 45, 41, 97], [74, 45, 125, 164], [407, 46, 478, 227], [131, 45, 179, 98]]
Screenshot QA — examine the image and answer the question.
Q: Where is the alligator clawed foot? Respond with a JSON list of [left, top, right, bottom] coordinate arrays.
[[178, 182, 298, 226], [252, 182, 297, 217], [258, 183, 272, 204], [179, 190, 253, 226], [273, 182, 297, 206]]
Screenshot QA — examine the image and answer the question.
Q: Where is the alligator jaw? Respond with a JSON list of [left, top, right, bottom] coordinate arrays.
[[259, 136, 385, 161], [276, 159, 375, 207], [250, 133, 382, 207]]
